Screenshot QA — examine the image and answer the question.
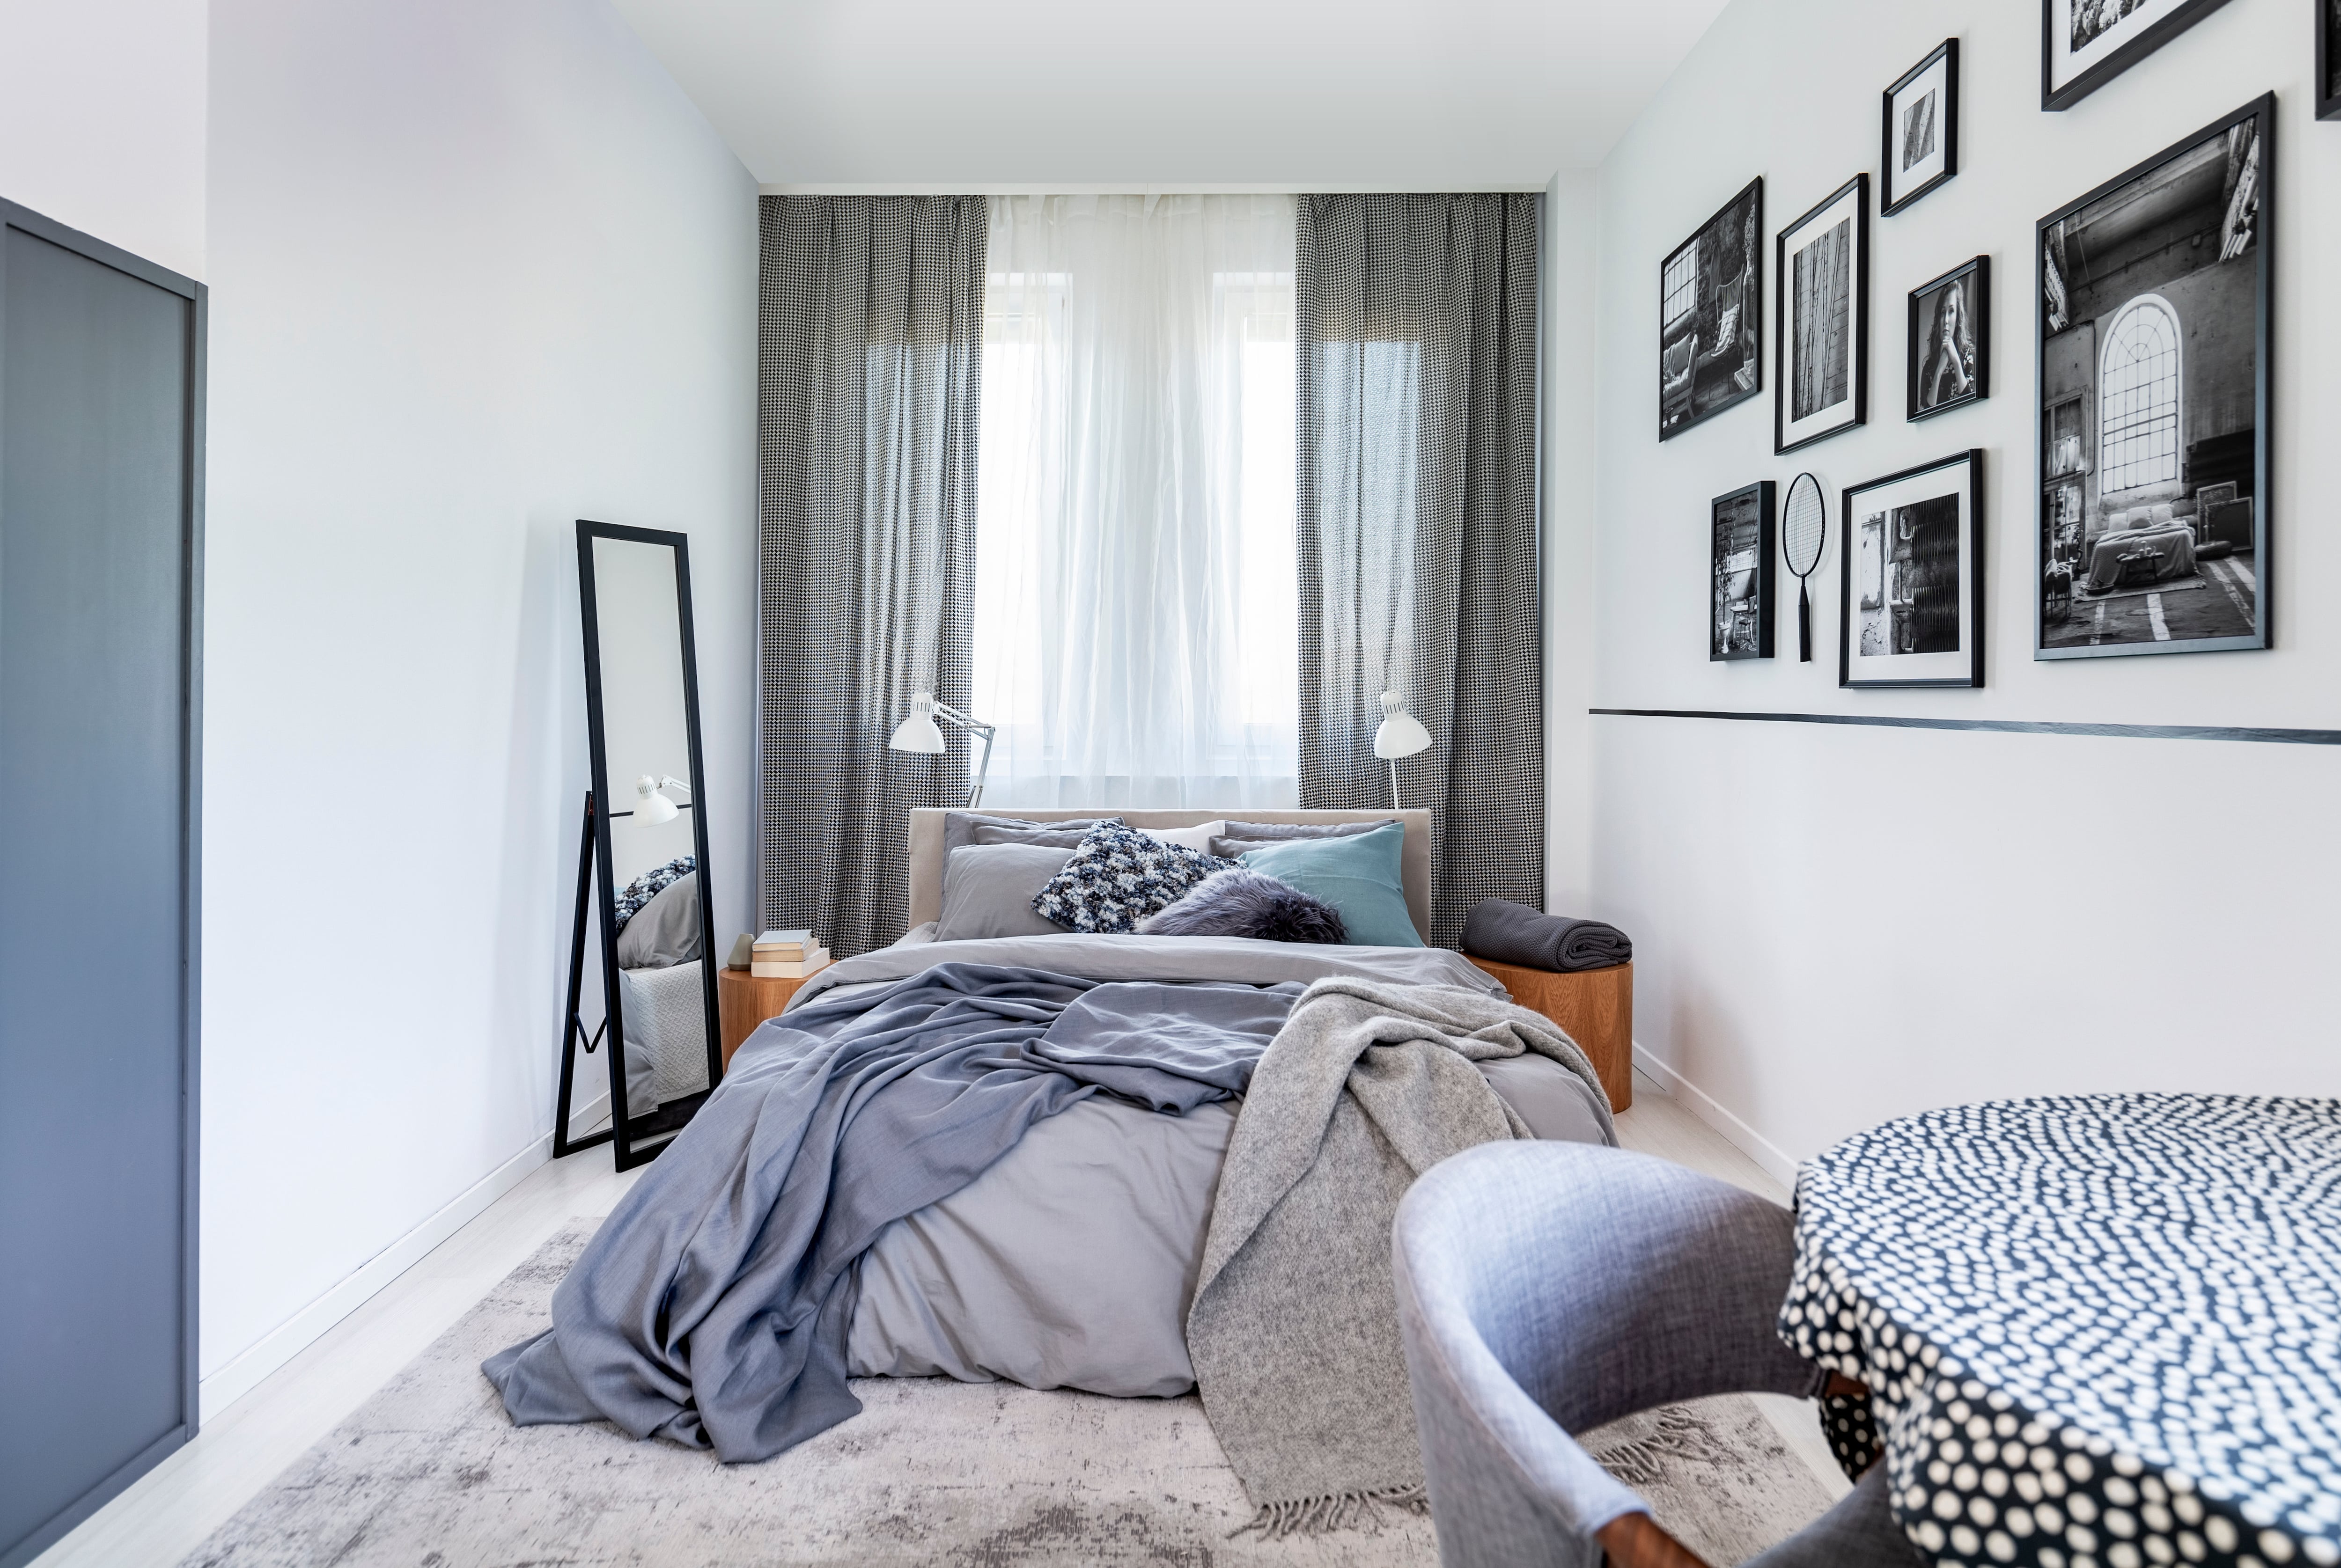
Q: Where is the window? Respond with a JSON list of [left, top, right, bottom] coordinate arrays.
[[1662, 248, 1698, 330], [2098, 295, 2181, 493], [971, 195, 1298, 807]]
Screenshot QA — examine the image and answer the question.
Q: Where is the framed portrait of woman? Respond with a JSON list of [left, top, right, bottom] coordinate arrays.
[[1907, 257, 1988, 421]]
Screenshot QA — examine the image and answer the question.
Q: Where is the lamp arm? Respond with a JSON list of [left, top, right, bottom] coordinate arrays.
[[655, 775, 692, 796], [921, 702, 998, 809]]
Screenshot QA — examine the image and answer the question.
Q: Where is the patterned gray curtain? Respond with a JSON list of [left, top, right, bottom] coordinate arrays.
[[1295, 194, 1542, 949], [759, 195, 987, 956]]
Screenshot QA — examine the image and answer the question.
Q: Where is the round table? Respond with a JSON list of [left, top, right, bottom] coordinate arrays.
[[1781, 1095, 2341, 1568]]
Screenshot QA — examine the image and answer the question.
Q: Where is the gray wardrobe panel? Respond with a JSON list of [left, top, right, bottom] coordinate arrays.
[[0, 219, 198, 1564]]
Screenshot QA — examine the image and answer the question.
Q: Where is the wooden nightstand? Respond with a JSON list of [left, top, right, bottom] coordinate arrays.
[[1465, 957, 1634, 1113], [717, 967, 820, 1070]]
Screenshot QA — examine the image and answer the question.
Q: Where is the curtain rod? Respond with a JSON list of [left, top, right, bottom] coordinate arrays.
[[757, 181, 1558, 197]]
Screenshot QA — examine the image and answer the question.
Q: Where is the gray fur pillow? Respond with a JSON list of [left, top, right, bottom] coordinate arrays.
[[1137, 868, 1347, 945]]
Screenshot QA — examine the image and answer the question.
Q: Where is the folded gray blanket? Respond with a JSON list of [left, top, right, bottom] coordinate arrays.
[[483, 963, 1296, 1461], [1463, 897, 1633, 971], [1185, 977, 1613, 1534]]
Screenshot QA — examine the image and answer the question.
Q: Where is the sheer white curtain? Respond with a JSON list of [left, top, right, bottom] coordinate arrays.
[[974, 194, 1298, 808]]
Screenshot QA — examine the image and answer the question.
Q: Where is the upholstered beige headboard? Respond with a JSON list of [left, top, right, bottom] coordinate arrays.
[[907, 808, 1436, 942]]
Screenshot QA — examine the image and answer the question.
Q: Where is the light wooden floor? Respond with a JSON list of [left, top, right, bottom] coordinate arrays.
[[34, 1068, 1840, 1567]]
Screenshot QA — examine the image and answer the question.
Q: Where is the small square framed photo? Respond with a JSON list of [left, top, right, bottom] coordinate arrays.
[[1908, 256, 1988, 421], [1711, 482, 1776, 661], [1883, 40, 1959, 215], [2043, 0, 2237, 111], [1841, 450, 1985, 689], [1776, 175, 1869, 455]]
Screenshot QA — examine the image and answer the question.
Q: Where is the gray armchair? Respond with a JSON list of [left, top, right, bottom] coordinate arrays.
[[1391, 1140, 1923, 1568]]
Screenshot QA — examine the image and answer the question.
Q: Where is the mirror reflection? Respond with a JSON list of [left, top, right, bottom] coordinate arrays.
[[558, 523, 721, 1169]]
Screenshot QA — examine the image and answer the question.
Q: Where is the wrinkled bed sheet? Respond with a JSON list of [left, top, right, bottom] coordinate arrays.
[[840, 932, 1612, 1399]]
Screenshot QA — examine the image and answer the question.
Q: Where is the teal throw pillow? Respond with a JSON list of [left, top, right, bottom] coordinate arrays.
[[1237, 822, 1422, 948]]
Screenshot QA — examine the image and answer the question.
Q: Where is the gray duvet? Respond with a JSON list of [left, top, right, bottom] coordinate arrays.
[[839, 935, 1612, 1399]]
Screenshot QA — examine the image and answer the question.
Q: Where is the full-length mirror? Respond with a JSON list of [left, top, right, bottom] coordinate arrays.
[[556, 519, 721, 1170]]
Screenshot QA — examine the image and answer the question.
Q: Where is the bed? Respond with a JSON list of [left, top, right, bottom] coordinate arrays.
[[488, 807, 1614, 1520]]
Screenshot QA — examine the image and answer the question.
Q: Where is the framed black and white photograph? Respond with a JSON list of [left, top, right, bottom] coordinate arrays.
[[1883, 40, 1959, 214], [1909, 256, 1989, 421], [1711, 481, 1776, 661], [1775, 175, 1868, 455], [2321, 0, 2340, 122], [2042, 0, 2238, 111], [2036, 95, 2270, 660], [1659, 178, 1763, 441], [1842, 451, 1984, 689]]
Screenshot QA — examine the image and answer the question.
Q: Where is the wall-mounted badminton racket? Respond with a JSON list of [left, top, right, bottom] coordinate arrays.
[[1782, 472, 1827, 662]]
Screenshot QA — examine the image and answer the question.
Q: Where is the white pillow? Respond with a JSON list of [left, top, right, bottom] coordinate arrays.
[[1142, 820, 1228, 854]]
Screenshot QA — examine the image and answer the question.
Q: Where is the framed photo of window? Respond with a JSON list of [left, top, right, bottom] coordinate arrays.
[[1842, 452, 1984, 689], [1658, 179, 1764, 442], [2042, 0, 2238, 111], [1908, 256, 1988, 421], [1711, 482, 1776, 661], [2035, 95, 2270, 660], [1775, 175, 1868, 455], [1883, 40, 1959, 215]]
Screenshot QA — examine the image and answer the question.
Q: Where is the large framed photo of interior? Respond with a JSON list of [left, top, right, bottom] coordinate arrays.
[[1658, 178, 1763, 441], [2036, 95, 2270, 661], [2042, 0, 2238, 111], [1776, 175, 1869, 455], [1842, 451, 1984, 689], [1711, 481, 1776, 661]]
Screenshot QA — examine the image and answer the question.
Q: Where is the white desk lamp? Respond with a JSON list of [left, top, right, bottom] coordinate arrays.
[[1373, 691, 1432, 809], [888, 691, 998, 808], [633, 774, 691, 825]]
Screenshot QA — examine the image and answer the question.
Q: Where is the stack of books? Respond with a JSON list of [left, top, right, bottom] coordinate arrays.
[[751, 929, 828, 979]]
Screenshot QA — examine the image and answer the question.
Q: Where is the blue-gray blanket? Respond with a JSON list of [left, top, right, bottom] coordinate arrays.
[[484, 962, 1298, 1461]]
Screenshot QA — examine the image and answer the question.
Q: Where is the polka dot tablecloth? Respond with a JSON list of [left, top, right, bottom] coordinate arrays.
[[1781, 1095, 2341, 1568]]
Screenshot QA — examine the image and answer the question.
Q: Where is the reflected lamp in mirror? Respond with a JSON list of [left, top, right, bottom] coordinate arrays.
[[634, 774, 691, 825], [1373, 691, 1433, 809], [887, 690, 997, 808]]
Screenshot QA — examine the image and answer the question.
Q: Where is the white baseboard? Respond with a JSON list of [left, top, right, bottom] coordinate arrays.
[[1633, 1046, 1801, 1192], [196, 1093, 608, 1423]]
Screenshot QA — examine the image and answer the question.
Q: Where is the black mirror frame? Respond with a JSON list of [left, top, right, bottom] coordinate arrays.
[[555, 518, 723, 1171]]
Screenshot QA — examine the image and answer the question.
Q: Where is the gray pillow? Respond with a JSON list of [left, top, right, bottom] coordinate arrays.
[[943, 812, 1109, 854], [972, 823, 1093, 849], [614, 872, 703, 969], [937, 843, 1076, 940], [1210, 818, 1396, 859]]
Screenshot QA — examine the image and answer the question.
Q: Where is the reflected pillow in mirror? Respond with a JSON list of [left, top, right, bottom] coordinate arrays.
[[616, 871, 703, 969], [938, 844, 1077, 940]]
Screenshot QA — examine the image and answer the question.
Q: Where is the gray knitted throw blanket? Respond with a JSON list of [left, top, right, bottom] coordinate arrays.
[[1185, 976, 1615, 1536]]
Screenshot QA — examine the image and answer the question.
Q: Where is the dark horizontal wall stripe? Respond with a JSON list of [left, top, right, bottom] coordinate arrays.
[[1590, 709, 2341, 747]]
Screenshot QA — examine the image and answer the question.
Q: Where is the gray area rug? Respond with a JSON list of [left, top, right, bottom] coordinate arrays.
[[181, 1221, 1832, 1567]]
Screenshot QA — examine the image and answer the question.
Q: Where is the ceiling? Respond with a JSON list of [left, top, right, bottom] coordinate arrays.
[[611, 0, 1733, 190]]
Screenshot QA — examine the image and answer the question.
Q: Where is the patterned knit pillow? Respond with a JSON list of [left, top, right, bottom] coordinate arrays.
[[1031, 820, 1224, 934]]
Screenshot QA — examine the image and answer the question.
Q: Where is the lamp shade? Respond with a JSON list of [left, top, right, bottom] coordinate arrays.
[[888, 691, 948, 755], [1372, 692, 1432, 760], [635, 774, 680, 825]]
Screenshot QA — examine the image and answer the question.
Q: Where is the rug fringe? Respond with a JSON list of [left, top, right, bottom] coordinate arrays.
[[1583, 1406, 1731, 1486], [1234, 1484, 1429, 1539]]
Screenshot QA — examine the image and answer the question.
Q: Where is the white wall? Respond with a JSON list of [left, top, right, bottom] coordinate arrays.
[[0, 0, 207, 278], [1587, 0, 2338, 1179], [1543, 169, 1600, 915], [199, 0, 757, 1407]]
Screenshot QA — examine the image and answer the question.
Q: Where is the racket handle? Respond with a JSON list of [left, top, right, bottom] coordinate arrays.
[[1798, 587, 1813, 664]]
